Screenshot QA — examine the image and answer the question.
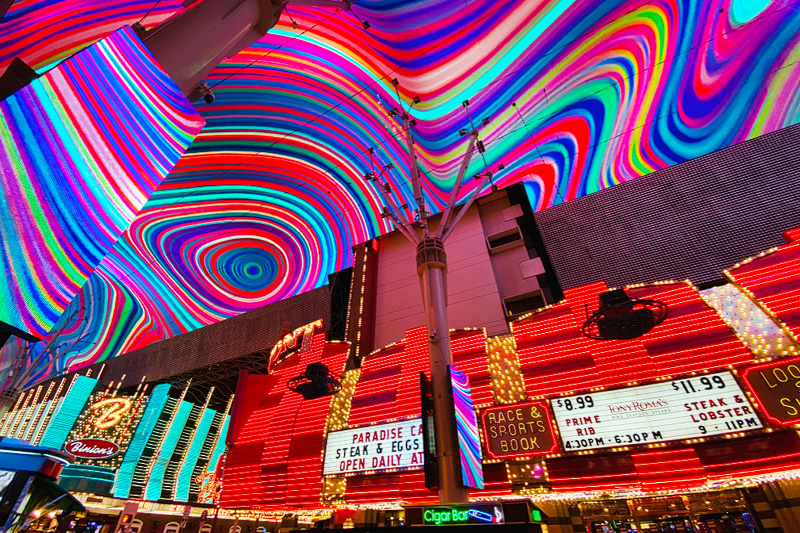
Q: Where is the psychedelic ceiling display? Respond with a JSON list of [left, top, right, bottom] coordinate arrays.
[[1, 0, 799, 384], [0, 25, 203, 339]]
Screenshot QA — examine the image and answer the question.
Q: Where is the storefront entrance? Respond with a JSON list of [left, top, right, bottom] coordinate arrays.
[[578, 490, 758, 532]]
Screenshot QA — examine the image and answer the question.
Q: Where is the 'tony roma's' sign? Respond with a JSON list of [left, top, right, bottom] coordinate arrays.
[[65, 438, 120, 459], [323, 418, 423, 476]]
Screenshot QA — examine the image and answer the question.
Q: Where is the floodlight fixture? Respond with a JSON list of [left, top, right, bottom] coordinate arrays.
[[582, 289, 669, 340], [196, 81, 215, 104], [287, 362, 342, 399]]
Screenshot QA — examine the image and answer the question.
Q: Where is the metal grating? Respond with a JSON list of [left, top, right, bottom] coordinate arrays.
[[534, 123, 800, 289]]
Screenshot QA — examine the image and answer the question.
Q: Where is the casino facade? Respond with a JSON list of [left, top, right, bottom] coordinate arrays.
[[4, 166, 800, 533]]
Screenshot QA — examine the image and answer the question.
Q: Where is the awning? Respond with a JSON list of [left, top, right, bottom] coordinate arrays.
[[33, 474, 85, 515]]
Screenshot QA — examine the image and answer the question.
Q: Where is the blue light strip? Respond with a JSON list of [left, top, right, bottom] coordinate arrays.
[[39, 376, 97, 449], [207, 415, 230, 473], [145, 400, 192, 501], [113, 383, 170, 499], [174, 407, 216, 502], [61, 464, 116, 483]]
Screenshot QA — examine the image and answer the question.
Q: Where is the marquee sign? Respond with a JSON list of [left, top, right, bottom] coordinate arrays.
[[480, 400, 559, 459], [66, 438, 120, 459], [741, 359, 800, 426], [323, 418, 423, 476], [551, 371, 761, 451]]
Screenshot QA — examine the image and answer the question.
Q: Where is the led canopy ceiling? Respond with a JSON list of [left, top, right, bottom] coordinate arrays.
[[0, 26, 204, 339], [1, 0, 799, 382]]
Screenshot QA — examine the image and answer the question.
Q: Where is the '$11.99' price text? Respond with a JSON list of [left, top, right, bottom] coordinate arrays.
[[671, 375, 726, 394]]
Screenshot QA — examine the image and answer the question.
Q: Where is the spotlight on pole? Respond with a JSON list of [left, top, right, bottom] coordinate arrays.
[[287, 362, 342, 399], [581, 289, 668, 340]]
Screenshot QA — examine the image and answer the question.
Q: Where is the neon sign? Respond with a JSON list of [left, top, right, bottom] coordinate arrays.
[[422, 505, 504, 525], [268, 319, 323, 372], [66, 438, 120, 459], [481, 400, 559, 460], [742, 359, 800, 426], [91, 397, 133, 429], [551, 371, 761, 451]]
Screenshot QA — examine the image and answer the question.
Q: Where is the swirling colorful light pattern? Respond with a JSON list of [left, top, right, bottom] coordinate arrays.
[[1, 0, 800, 382], [450, 366, 484, 489], [0, 26, 203, 339]]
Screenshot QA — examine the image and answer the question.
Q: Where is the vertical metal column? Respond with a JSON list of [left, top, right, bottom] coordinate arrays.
[[416, 238, 468, 503]]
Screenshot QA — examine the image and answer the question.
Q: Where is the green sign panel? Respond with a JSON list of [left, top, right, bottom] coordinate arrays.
[[422, 504, 504, 525]]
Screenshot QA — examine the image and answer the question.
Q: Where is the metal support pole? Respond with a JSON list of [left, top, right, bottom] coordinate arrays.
[[416, 238, 467, 503], [141, 0, 351, 98]]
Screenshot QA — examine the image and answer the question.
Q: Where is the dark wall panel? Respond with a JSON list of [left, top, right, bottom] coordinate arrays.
[[534, 123, 800, 289], [87, 286, 332, 384]]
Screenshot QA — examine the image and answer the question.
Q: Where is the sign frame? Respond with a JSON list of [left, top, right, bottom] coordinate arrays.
[[480, 400, 560, 461], [550, 370, 762, 453], [322, 416, 424, 477], [65, 438, 120, 460], [741, 359, 800, 427]]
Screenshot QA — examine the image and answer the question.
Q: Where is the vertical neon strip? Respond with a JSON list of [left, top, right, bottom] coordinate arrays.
[[174, 407, 216, 502], [450, 366, 484, 489], [208, 415, 230, 474], [144, 400, 192, 501], [113, 383, 170, 499], [38, 375, 97, 449]]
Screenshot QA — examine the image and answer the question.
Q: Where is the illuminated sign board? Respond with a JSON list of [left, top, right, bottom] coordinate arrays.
[[551, 371, 761, 451], [323, 418, 423, 476], [422, 504, 504, 526], [480, 400, 559, 459], [268, 319, 323, 372], [450, 366, 483, 488], [742, 359, 800, 426], [65, 392, 145, 469], [91, 397, 133, 429], [66, 438, 120, 459]]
